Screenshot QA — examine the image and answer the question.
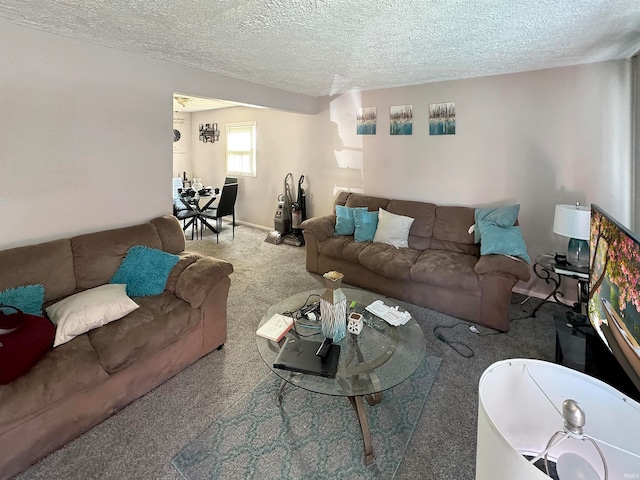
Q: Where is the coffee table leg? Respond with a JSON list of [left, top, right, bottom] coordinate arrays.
[[276, 378, 288, 406], [349, 395, 375, 464]]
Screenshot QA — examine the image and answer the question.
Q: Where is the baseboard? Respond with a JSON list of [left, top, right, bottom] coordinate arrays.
[[235, 220, 272, 231]]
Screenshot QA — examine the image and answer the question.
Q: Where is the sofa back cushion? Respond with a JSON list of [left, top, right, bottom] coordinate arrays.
[[343, 193, 390, 213], [150, 215, 186, 254], [0, 239, 76, 303], [431, 206, 479, 256], [335, 192, 478, 255], [72, 223, 164, 291]]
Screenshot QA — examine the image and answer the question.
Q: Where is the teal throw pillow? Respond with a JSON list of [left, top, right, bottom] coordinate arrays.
[[353, 209, 379, 242], [474, 204, 520, 243], [334, 206, 367, 236], [110, 246, 180, 297], [0, 284, 45, 315], [478, 221, 531, 264]]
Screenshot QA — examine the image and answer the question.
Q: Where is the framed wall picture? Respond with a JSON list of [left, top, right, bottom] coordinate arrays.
[[356, 107, 377, 135], [429, 102, 456, 135], [390, 105, 413, 135]]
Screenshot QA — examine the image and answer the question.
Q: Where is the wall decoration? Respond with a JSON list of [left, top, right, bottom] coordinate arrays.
[[173, 129, 181, 142], [390, 105, 413, 135], [429, 102, 456, 135], [356, 107, 377, 135]]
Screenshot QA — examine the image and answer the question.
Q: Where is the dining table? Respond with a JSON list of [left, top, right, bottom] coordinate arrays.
[[176, 190, 219, 239]]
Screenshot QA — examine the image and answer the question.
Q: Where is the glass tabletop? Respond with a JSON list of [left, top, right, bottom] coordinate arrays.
[[256, 288, 427, 397]]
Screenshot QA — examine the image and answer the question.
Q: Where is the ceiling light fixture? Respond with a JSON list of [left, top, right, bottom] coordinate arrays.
[[174, 96, 191, 107]]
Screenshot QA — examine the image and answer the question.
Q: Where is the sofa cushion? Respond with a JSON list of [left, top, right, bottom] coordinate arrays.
[[474, 204, 520, 243], [353, 209, 379, 242], [373, 208, 415, 249], [386, 200, 436, 251], [410, 250, 480, 292], [358, 243, 420, 280], [0, 313, 55, 385], [344, 194, 390, 213], [71, 223, 165, 291], [46, 284, 140, 347], [0, 284, 45, 316], [0, 334, 109, 431], [110, 246, 180, 297], [150, 215, 187, 254], [478, 221, 530, 263], [87, 291, 199, 373], [430, 206, 479, 255], [318, 236, 371, 263], [0, 239, 76, 304], [334, 206, 367, 236]]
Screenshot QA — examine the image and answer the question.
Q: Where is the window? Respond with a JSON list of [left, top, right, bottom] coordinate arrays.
[[226, 122, 256, 177]]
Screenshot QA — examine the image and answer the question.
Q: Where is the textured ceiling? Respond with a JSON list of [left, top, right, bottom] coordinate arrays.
[[1, 0, 639, 96]]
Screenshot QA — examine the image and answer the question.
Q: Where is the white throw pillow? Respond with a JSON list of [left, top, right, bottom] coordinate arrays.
[[373, 208, 415, 249], [46, 284, 139, 347]]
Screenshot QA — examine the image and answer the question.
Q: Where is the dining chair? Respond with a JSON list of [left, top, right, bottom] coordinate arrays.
[[200, 183, 238, 243], [173, 198, 200, 240]]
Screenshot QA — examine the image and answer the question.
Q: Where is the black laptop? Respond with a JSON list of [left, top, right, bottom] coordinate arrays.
[[273, 337, 341, 378]]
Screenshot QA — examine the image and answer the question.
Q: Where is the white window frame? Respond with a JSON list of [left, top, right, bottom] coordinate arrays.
[[226, 122, 257, 177]]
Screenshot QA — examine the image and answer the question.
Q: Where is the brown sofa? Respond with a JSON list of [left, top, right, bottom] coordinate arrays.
[[302, 192, 530, 331], [0, 215, 233, 480]]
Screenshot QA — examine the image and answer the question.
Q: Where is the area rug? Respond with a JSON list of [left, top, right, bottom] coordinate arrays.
[[172, 354, 441, 480]]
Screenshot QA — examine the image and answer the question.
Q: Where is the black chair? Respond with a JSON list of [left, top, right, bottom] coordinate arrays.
[[224, 177, 238, 185], [173, 198, 200, 240], [200, 183, 238, 243]]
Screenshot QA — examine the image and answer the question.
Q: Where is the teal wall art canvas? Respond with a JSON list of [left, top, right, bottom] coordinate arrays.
[[429, 101, 456, 135], [390, 104, 413, 135], [356, 106, 376, 135]]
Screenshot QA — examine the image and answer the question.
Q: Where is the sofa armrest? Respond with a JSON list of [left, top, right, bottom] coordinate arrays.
[[475, 254, 531, 282], [301, 215, 336, 243], [171, 256, 234, 309]]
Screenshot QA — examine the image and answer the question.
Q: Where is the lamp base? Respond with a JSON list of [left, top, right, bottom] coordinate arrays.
[[567, 238, 589, 268]]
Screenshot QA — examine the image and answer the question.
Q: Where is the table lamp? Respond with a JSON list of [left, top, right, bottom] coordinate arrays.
[[476, 359, 640, 480], [553, 203, 590, 268]]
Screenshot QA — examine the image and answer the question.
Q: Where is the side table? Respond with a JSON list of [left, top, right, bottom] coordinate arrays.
[[531, 256, 588, 317], [555, 312, 640, 401]]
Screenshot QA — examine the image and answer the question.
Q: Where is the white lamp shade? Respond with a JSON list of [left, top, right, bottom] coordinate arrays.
[[553, 204, 591, 240], [476, 359, 640, 480]]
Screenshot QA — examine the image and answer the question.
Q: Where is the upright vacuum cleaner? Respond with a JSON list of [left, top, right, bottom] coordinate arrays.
[[283, 175, 306, 247], [265, 174, 294, 245]]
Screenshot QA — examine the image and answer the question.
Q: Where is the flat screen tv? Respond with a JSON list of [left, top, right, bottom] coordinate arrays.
[[588, 204, 640, 393]]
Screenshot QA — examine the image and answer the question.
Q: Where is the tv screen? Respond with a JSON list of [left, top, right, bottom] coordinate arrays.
[[588, 204, 640, 392]]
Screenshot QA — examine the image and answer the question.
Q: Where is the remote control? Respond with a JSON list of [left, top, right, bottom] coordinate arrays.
[[316, 338, 333, 358]]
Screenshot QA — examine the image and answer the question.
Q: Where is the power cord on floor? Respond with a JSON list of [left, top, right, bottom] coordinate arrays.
[[433, 320, 508, 358]]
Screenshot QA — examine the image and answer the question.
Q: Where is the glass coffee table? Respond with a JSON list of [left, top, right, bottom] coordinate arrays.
[[256, 287, 426, 463]]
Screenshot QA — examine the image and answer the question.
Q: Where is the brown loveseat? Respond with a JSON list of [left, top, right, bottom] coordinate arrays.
[[302, 192, 530, 331], [0, 216, 233, 480]]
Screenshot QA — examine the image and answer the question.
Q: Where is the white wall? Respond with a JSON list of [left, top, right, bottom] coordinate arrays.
[[173, 112, 192, 179], [191, 107, 322, 227], [323, 61, 633, 266], [0, 18, 316, 249]]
